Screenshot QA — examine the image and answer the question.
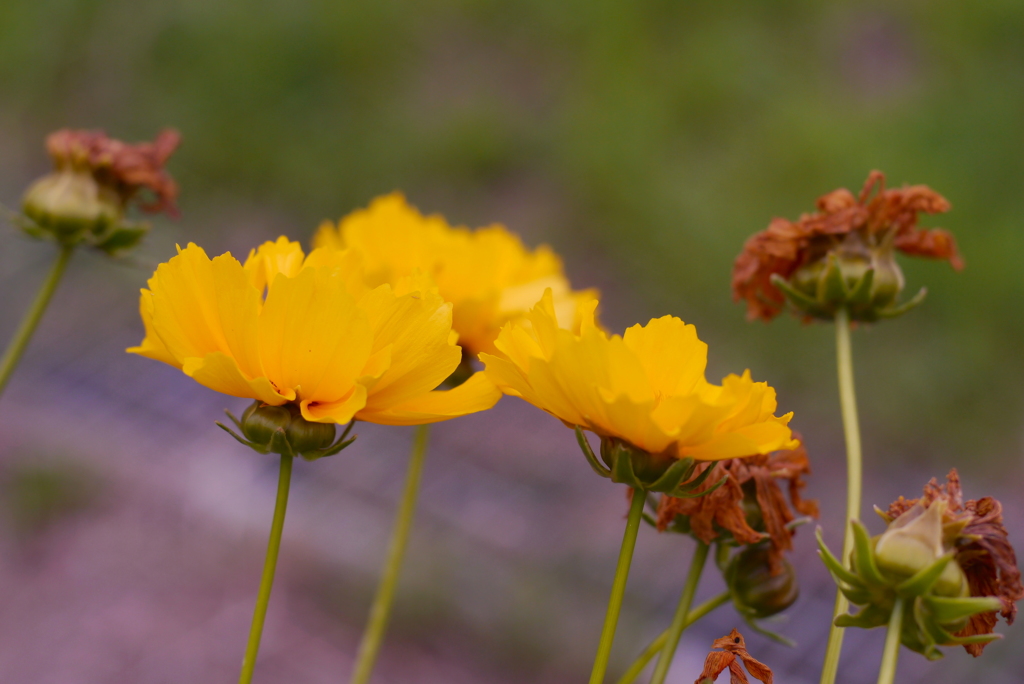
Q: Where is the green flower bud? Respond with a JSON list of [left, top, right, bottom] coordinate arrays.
[[240, 401, 336, 457], [21, 170, 122, 244], [875, 500, 967, 598], [727, 544, 799, 619]]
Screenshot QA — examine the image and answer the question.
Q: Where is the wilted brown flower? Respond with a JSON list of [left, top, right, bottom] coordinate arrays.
[[46, 128, 181, 216], [732, 170, 962, 322], [656, 442, 818, 574], [881, 469, 1023, 656], [694, 629, 773, 684]]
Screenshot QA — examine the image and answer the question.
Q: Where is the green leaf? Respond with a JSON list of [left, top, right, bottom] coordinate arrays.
[[851, 520, 887, 586], [94, 223, 149, 256], [770, 273, 819, 309], [576, 426, 611, 478]]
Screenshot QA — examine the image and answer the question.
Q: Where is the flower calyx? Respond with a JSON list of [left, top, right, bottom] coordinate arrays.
[[16, 128, 180, 255], [217, 401, 357, 462], [771, 244, 926, 322], [574, 426, 726, 495], [816, 515, 1003, 661]]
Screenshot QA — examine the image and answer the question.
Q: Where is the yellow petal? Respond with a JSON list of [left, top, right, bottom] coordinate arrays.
[[357, 282, 462, 411], [243, 236, 306, 293], [182, 352, 291, 404], [126, 288, 178, 366], [623, 316, 707, 397], [300, 385, 368, 424], [258, 267, 372, 404], [357, 372, 501, 425]]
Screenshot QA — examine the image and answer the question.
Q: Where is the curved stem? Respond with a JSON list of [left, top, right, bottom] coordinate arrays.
[[819, 307, 863, 684], [876, 598, 903, 684], [648, 541, 710, 684], [350, 424, 431, 684], [0, 245, 73, 401], [615, 591, 730, 684], [589, 488, 648, 684], [238, 452, 294, 684]]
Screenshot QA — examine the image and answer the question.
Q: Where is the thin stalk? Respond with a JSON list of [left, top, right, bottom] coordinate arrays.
[[589, 489, 648, 684], [648, 541, 710, 684], [819, 307, 864, 684], [238, 452, 294, 684], [0, 245, 73, 401], [876, 598, 904, 684], [350, 424, 431, 684], [615, 591, 730, 684]]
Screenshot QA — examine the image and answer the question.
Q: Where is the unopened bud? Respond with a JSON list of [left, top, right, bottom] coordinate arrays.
[[727, 544, 799, 619], [22, 170, 121, 244]]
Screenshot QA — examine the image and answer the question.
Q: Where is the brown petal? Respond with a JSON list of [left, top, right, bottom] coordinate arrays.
[[695, 652, 736, 684]]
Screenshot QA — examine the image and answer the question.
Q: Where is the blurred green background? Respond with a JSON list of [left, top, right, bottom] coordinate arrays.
[[1, 1, 1023, 682]]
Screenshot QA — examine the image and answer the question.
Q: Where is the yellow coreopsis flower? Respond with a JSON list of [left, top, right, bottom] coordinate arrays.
[[481, 291, 798, 471], [128, 237, 501, 427], [313, 193, 597, 357]]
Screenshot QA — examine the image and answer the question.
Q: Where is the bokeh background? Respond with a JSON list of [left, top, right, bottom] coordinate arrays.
[[1, 1, 1023, 682]]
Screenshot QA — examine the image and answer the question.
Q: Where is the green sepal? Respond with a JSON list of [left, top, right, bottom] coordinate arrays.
[[922, 595, 1003, 625], [847, 268, 875, 308], [669, 475, 728, 498], [816, 527, 864, 588], [851, 520, 887, 586], [647, 457, 696, 492], [821, 253, 849, 304], [835, 605, 890, 629], [576, 426, 611, 478], [215, 421, 269, 453], [610, 444, 645, 489], [770, 273, 821, 311], [839, 583, 874, 605], [894, 551, 956, 597], [673, 460, 717, 492], [742, 615, 796, 647], [94, 222, 149, 256], [877, 287, 927, 319]]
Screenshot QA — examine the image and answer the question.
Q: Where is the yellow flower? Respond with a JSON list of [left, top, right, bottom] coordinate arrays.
[[128, 237, 501, 426], [313, 193, 597, 356], [480, 291, 798, 461]]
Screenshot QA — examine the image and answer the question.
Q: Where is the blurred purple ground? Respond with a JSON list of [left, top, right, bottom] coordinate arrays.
[[0, 237, 1021, 684]]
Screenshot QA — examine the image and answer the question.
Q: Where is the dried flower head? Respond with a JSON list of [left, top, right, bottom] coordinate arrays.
[[732, 170, 962, 322], [880, 469, 1023, 656], [695, 629, 773, 684], [45, 128, 181, 216], [657, 442, 818, 572]]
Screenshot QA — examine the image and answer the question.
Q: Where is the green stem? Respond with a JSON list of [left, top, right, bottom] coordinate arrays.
[[615, 591, 730, 684], [238, 452, 294, 684], [648, 541, 710, 684], [819, 307, 863, 684], [0, 245, 73, 401], [876, 597, 904, 684], [589, 488, 648, 684], [350, 424, 431, 684]]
